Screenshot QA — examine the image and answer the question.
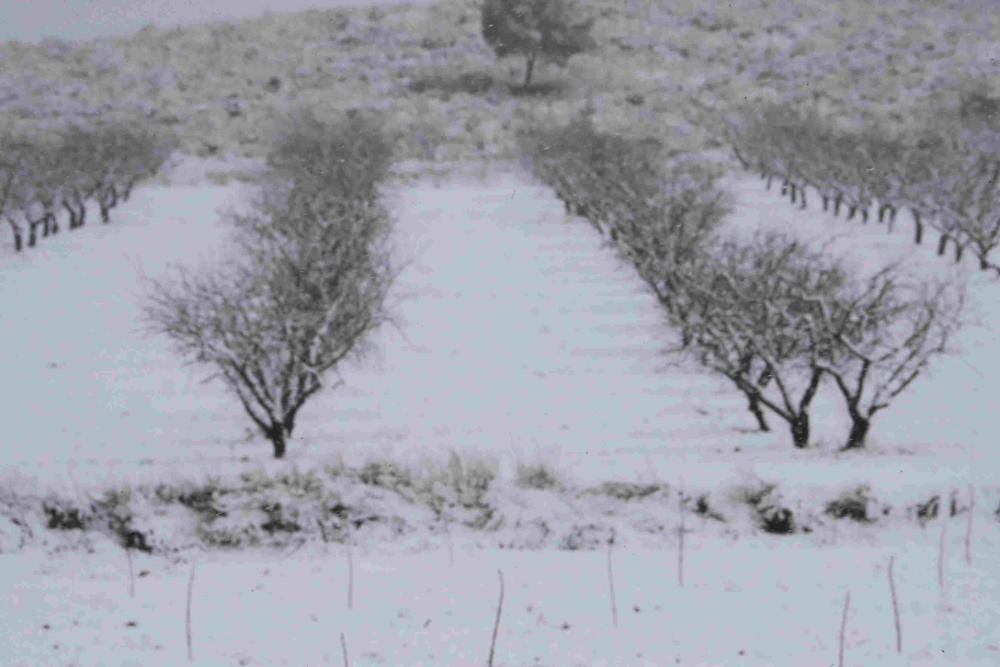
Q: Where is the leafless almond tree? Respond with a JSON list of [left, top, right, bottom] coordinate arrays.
[[675, 233, 845, 449], [146, 177, 394, 458], [801, 265, 966, 450]]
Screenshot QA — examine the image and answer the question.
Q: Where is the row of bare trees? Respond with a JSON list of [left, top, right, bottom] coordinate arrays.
[[724, 103, 1000, 273], [147, 111, 395, 459], [522, 116, 965, 451], [0, 119, 171, 253]]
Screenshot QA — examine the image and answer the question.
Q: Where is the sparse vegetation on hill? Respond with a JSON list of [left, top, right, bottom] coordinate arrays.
[[0, 0, 995, 164]]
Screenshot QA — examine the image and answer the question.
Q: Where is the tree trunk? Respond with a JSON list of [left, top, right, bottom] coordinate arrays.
[[954, 243, 964, 264], [912, 210, 923, 244], [822, 195, 829, 212], [6, 218, 22, 251], [834, 195, 842, 216], [766, 175, 773, 191], [790, 413, 810, 449], [937, 234, 949, 257], [28, 219, 39, 247], [847, 206, 857, 221], [799, 186, 807, 209], [842, 415, 870, 451], [861, 208, 869, 223], [267, 424, 289, 459], [523, 53, 536, 88], [747, 393, 770, 432]]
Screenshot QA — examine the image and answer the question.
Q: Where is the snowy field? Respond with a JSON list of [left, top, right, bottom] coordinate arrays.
[[0, 162, 997, 491], [1, 524, 998, 666], [1, 160, 999, 665]]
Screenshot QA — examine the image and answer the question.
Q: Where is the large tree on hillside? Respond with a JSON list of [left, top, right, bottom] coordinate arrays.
[[481, 0, 595, 88]]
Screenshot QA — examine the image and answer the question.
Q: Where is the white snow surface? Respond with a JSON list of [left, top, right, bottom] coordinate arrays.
[[0, 160, 998, 665]]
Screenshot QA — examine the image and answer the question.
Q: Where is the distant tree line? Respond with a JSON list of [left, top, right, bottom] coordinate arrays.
[[0, 119, 171, 253], [521, 116, 965, 451], [724, 100, 1000, 274]]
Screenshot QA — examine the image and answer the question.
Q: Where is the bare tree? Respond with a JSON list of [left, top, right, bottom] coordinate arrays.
[[802, 265, 965, 450], [675, 234, 845, 448], [146, 179, 394, 458]]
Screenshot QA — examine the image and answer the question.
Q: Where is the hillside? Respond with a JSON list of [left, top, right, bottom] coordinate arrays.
[[0, 0, 997, 163]]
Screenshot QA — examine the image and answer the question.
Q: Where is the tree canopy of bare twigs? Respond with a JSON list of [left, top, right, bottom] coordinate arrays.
[[675, 233, 844, 449], [800, 264, 966, 450], [724, 100, 1000, 272], [147, 113, 394, 458], [676, 233, 965, 450], [1, 117, 172, 252]]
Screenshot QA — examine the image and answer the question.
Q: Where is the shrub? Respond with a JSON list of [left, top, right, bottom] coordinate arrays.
[[825, 486, 874, 523], [42, 498, 91, 531], [731, 482, 797, 534], [358, 460, 413, 490], [587, 481, 663, 501], [515, 462, 563, 491]]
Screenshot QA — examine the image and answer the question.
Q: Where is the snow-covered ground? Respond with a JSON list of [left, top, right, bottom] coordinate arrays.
[[1, 519, 997, 665], [0, 160, 998, 665], [0, 162, 997, 491]]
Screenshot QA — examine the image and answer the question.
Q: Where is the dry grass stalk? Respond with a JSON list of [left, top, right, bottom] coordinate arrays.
[[488, 569, 505, 667]]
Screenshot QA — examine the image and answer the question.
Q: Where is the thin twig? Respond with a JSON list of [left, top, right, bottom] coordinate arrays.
[[964, 484, 975, 566], [345, 519, 354, 610], [126, 546, 135, 599], [888, 555, 902, 654], [186, 562, 197, 662], [444, 517, 454, 568], [340, 631, 350, 667], [488, 569, 505, 667], [677, 492, 686, 588], [838, 590, 850, 667], [607, 533, 619, 628], [938, 515, 948, 597]]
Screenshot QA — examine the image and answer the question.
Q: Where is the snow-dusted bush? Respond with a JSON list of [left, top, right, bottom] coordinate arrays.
[[481, 0, 595, 88], [585, 481, 663, 502], [514, 462, 563, 491], [825, 486, 876, 523]]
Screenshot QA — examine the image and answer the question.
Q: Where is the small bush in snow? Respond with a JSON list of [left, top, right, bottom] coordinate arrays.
[[690, 494, 726, 522], [559, 523, 608, 551], [730, 482, 798, 534], [358, 460, 413, 491], [825, 486, 875, 523], [913, 495, 941, 526], [586, 481, 663, 502], [515, 462, 563, 491], [42, 498, 91, 531]]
